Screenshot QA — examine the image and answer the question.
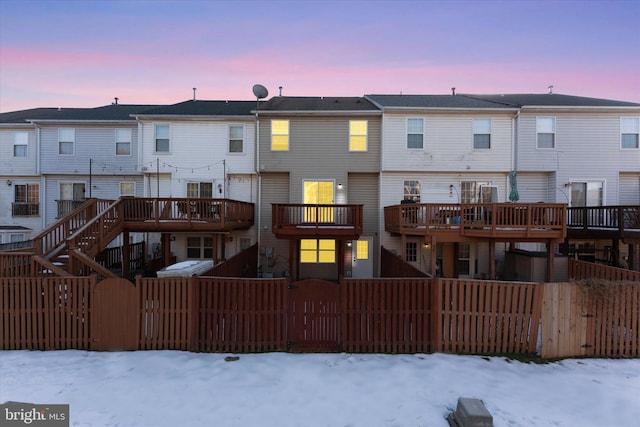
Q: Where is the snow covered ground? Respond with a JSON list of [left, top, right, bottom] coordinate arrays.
[[1, 350, 638, 427]]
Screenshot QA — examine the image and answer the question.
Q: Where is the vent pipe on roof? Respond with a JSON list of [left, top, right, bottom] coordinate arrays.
[[548, 85, 554, 95], [114, 97, 119, 105], [451, 87, 456, 96], [279, 86, 283, 96], [193, 87, 197, 101]]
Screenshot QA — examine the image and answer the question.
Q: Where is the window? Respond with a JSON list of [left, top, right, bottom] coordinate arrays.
[[239, 237, 251, 251], [187, 236, 213, 259], [303, 181, 334, 222], [116, 129, 132, 155], [570, 181, 603, 207], [461, 181, 492, 203], [155, 124, 170, 153], [406, 118, 423, 149], [187, 182, 213, 198], [403, 180, 421, 202], [300, 239, 335, 263], [406, 241, 417, 262], [10, 233, 26, 243], [621, 117, 639, 149], [58, 128, 75, 155], [537, 117, 555, 148], [355, 240, 369, 260], [271, 120, 289, 151], [120, 182, 135, 197], [13, 184, 39, 216], [473, 119, 491, 149], [13, 132, 28, 157], [349, 120, 367, 151], [229, 125, 244, 153]]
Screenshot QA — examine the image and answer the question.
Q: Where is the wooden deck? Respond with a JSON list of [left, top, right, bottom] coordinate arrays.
[[272, 204, 363, 239], [567, 205, 640, 241], [384, 202, 567, 243]]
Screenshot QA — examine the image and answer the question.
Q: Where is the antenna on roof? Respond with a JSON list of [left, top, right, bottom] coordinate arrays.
[[548, 85, 554, 95], [193, 88, 197, 101]]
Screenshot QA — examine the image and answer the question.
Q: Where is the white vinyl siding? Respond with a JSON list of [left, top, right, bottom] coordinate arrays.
[[58, 128, 75, 155]]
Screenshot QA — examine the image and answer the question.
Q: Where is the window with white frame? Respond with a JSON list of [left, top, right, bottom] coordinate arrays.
[[473, 118, 491, 149], [116, 129, 132, 155], [155, 124, 170, 153], [13, 132, 28, 157], [349, 120, 368, 151], [406, 241, 417, 262], [58, 128, 75, 155], [407, 118, 423, 149], [187, 182, 213, 198], [570, 181, 603, 207], [461, 181, 492, 203], [536, 117, 555, 149], [403, 180, 421, 202], [239, 237, 251, 251], [229, 125, 244, 153], [458, 243, 470, 275], [300, 239, 335, 263], [10, 233, 26, 243], [621, 117, 639, 149], [187, 236, 213, 259], [119, 182, 135, 197]]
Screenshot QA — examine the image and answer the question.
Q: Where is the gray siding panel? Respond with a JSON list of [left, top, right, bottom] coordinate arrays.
[[348, 172, 379, 275], [259, 173, 290, 277], [619, 173, 640, 204]]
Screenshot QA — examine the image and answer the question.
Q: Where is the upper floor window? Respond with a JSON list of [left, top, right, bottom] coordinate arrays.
[[349, 120, 367, 151], [13, 184, 39, 217], [58, 128, 75, 155], [155, 124, 170, 153], [537, 117, 555, 149], [403, 180, 421, 202], [187, 182, 213, 198], [120, 182, 135, 197], [13, 132, 28, 157], [473, 118, 491, 149], [407, 118, 424, 149], [116, 129, 132, 156], [229, 125, 244, 153], [271, 120, 289, 151], [621, 117, 639, 149]]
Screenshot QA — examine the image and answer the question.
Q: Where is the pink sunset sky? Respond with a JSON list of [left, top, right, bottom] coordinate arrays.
[[1, 0, 639, 112]]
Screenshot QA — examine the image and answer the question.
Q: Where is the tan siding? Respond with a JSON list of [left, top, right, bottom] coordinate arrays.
[[259, 173, 290, 277]]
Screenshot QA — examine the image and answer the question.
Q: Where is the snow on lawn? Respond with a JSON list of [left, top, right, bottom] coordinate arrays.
[[1, 351, 639, 427]]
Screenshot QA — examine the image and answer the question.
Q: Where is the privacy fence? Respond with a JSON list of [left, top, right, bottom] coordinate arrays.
[[1, 275, 638, 358]]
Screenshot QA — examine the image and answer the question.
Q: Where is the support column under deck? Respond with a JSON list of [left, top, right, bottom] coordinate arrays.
[[123, 231, 130, 279], [546, 240, 555, 283]]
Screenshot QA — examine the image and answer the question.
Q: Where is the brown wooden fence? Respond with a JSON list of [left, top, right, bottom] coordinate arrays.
[[569, 258, 640, 282], [380, 246, 430, 278], [2, 275, 638, 358]]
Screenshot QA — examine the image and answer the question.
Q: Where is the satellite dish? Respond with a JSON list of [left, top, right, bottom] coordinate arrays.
[[252, 84, 268, 99]]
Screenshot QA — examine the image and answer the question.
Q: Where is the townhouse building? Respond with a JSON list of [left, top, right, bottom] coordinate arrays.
[[256, 96, 382, 280], [133, 100, 258, 261]]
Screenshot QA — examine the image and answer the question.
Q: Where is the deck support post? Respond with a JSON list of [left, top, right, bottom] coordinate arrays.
[[290, 239, 297, 281], [122, 231, 130, 279], [430, 235, 437, 277], [546, 240, 554, 282], [162, 233, 171, 267], [489, 239, 496, 280], [628, 243, 636, 271]]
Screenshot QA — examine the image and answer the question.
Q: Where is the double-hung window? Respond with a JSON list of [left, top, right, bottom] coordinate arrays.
[[621, 117, 639, 149], [187, 236, 213, 259], [473, 118, 491, 149], [58, 128, 75, 155], [403, 180, 421, 202], [229, 125, 244, 153], [13, 184, 39, 217], [155, 124, 170, 153], [116, 129, 132, 156], [407, 118, 424, 149], [349, 120, 367, 151], [119, 182, 135, 197], [13, 132, 28, 157], [537, 117, 555, 149], [271, 120, 289, 151]]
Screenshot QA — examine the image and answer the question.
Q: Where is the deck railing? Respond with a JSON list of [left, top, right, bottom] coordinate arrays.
[[385, 202, 566, 239], [272, 204, 363, 237], [567, 205, 640, 233]]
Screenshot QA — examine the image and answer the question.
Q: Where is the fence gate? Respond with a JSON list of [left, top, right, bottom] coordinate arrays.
[[91, 278, 139, 351], [288, 279, 340, 352]]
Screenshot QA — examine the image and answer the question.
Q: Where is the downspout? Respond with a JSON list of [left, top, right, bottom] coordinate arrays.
[[255, 107, 262, 269]]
